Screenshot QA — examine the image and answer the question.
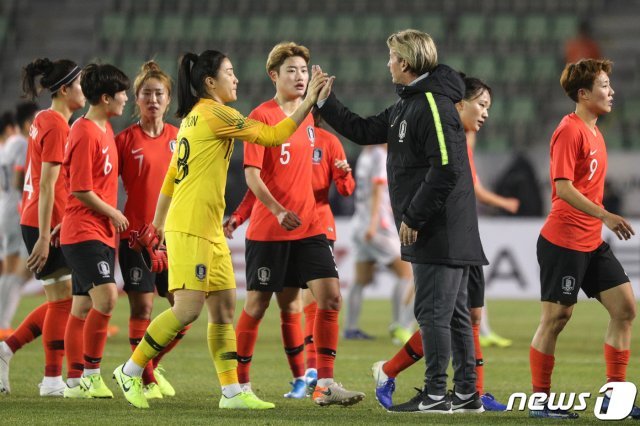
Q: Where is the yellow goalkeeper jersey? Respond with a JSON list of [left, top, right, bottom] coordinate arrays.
[[161, 98, 297, 243]]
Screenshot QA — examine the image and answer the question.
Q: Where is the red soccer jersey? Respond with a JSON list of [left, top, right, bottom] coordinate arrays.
[[311, 127, 355, 241], [60, 118, 119, 248], [243, 100, 321, 241], [467, 143, 479, 186], [20, 109, 70, 228], [116, 123, 178, 239], [540, 113, 607, 252]]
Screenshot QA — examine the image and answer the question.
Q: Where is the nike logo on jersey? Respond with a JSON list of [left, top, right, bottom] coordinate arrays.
[[131, 148, 143, 154], [590, 149, 598, 155], [102, 146, 109, 154]]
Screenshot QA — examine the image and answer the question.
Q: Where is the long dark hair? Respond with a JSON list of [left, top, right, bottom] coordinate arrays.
[[176, 50, 228, 118], [81, 63, 130, 105], [22, 58, 79, 100], [459, 72, 492, 101]]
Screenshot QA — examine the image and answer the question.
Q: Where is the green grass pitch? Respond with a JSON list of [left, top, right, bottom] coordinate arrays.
[[1, 296, 638, 424]]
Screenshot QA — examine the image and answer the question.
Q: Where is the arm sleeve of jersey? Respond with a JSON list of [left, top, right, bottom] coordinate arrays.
[[330, 136, 355, 196], [233, 189, 256, 224], [115, 131, 126, 175], [160, 146, 178, 197], [550, 127, 581, 181], [467, 143, 480, 185], [41, 126, 66, 164], [318, 92, 390, 146], [11, 139, 28, 171], [371, 147, 388, 185], [402, 96, 462, 230], [68, 136, 95, 193], [243, 108, 267, 169], [205, 104, 297, 148]]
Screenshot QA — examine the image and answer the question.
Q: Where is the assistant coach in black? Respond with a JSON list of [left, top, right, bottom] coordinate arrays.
[[314, 29, 487, 414]]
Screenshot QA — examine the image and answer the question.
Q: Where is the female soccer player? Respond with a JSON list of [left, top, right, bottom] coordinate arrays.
[[113, 49, 328, 410], [0, 58, 85, 397], [370, 75, 509, 412], [224, 109, 355, 398], [344, 144, 413, 343], [116, 61, 186, 399], [529, 59, 638, 419], [232, 42, 364, 407], [60, 63, 130, 399]]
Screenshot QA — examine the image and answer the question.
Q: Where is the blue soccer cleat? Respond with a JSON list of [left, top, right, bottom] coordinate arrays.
[[344, 329, 375, 340], [304, 368, 317, 396], [283, 378, 307, 399], [371, 361, 395, 409], [529, 405, 579, 419], [481, 392, 507, 411]]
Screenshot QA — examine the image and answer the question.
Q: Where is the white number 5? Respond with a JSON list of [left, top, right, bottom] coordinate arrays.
[[280, 142, 291, 165]]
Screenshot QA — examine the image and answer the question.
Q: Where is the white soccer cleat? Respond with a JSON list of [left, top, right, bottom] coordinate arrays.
[[38, 378, 66, 397], [312, 382, 365, 406], [371, 360, 389, 387], [0, 347, 10, 394]]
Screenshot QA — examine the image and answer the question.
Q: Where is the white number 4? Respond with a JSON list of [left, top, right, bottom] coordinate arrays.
[[23, 160, 34, 199]]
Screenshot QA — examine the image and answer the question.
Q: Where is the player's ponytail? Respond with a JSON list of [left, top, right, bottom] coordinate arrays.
[[176, 50, 228, 118], [177, 52, 199, 118], [22, 58, 80, 100]]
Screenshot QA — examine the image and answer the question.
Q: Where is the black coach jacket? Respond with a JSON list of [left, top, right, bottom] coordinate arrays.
[[319, 64, 487, 266]]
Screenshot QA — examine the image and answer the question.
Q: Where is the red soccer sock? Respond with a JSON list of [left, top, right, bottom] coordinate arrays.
[[604, 343, 630, 382], [281, 311, 305, 378], [383, 330, 423, 378], [153, 324, 192, 368], [530, 346, 555, 395], [236, 310, 261, 384], [65, 315, 85, 379], [303, 302, 317, 369], [315, 309, 339, 380], [473, 323, 484, 395], [129, 317, 156, 384], [5, 302, 48, 353], [43, 298, 71, 377], [83, 309, 111, 370]]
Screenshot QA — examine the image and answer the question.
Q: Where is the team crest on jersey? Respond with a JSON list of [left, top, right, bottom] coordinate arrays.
[[312, 147, 323, 164], [398, 120, 407, 143], [307, 126, 315, 146], [195, 264, 207, 281], [130, 267, 143, 284], [257, 267, 271, 285], [97, 261, 111, 278], [561, 276, 576, 294], [169, 139, 176, 152]]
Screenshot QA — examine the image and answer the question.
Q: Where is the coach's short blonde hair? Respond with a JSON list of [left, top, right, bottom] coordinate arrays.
[[266, 42, 310, 75], [387, 29, 438, 75]]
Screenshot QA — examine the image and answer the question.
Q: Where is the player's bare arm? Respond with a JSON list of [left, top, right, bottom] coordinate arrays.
[[245, 166, 301, 231], [72, 190, 129, 233], [555, 178, 634, 240]]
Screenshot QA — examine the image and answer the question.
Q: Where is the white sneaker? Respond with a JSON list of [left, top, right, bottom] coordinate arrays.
[[312, 382, 365, 406], [0, 344, 11, 394], [38, 378, 66, 397], [371, 360, 389, 387]]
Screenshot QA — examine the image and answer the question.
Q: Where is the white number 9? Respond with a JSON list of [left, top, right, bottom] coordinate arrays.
[[588, 158, 598, 181]]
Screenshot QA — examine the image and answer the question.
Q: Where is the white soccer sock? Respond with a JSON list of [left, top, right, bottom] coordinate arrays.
[[0, 275, 23, 329], [123, 359, 144, 377], [480, 306, 492, 336], [222, 383, 242, 398], [0, 274, 9, 329], [428, 393, 445, 401], [66, 378, 81, 387], [42, 375, 63, 387], [0, 341, 14, 359], [455, 391, 476, 400], [399, 298, 415, 330], [83, 368, 100, 377], [346, 282, 366, 330], [392, 277, 411, 324]]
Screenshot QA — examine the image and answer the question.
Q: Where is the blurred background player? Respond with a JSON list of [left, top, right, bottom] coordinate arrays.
[[530, 58, 638, 419], [0, 102, 36, 339], [370, 75, 509, 412], [0, 110, 18, 340], [60, 63, 130, 399], [343, 144, 414, 343], [224, 108, 355, 396], [113, 49, 327, 410], [0, 58, 84, 397], [231, 42, 364, 407], [116, 61, 188, 400]]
